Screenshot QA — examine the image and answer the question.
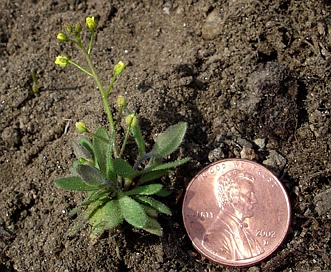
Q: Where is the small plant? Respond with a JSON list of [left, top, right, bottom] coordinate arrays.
[[54, 17, 189, 238]]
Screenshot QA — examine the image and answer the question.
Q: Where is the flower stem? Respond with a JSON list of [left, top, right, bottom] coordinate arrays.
[[119, 124, 131, 158], [106, 74, 117, 97], [68, 60, 93, 77], [80, 47, 118, 157], [70, 35, 119, 157], [87, 31, 95, 55]]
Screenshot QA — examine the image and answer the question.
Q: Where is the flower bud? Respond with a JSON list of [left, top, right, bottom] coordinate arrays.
[[57, 32, 68, 42], [117, 95, 127, 108], [86, 16, 97, 32], [125, 114, 137, 127], [114, 61, 126, 76], [74, 23, 82, 33], [75, 121, 88, 133], [65, 24, 74, 33], [54, 55, 70, 67]]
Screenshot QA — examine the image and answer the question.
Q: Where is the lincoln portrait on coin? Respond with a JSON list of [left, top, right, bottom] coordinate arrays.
[[201, 170, 264, 261]]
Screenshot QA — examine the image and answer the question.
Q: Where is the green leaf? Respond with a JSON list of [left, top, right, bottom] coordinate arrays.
[[71, 139, 93, 160], [150, 122, 187, 158], [131, 123, 146, 157], [76, 164, 107, 186], [118, 194, 147, 228], [141, 204, 158, 217], [81, 190, 109, 206], [151, 157, 191, 171], [106, 142, 116, 181], [102, 200, 123, 229], [124, 184, 163, 196], [135, 196, 172, 215], [143, 216, 163, 236], [79, 137, 94, 155], [88, 200, 123, 235], [69, 160, 80, 176], [66, 217, 86, 238], [138, 169, 171, 184], [113, 158, 136, 178], [93, 127, 110, 174], [84, 198, 108, 219], [90, 223, 106, 237], [155, 188, 172, 197], [138, 157, 190, 178], [55, 176, 99, 191], [68, 206, 81, 217]]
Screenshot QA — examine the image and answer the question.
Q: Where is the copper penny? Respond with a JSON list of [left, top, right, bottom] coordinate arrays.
[[182, 159, 291, 267]]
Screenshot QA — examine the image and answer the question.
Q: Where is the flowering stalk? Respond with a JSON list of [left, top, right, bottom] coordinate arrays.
[[55, 17, 123, 157]]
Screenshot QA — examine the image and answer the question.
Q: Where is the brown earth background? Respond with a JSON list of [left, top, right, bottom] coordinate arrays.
[[1, 0, 331, 271]]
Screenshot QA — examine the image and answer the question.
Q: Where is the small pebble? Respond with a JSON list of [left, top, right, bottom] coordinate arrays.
[[263, 150, 286, 174], [208, 147, 226, 162], [314, 188, 331, 216], [240, 146, 257, 160], [254, 138, 266, 149]]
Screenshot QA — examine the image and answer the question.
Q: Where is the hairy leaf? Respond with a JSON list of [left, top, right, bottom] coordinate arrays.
[[55, 176, 99, 191], [106, 143, 116, 181], [155, 188, 172, 197], [79, 137, 94, 158], [124, 184, 163, 196], [138, 169, 170, 184], [76, 164, 107, 185], [150, 122, 187, 158], [71, 139, 93, 160], [138, 157, 190, 178], [84, 197, 110, 222], [65, 217, 87, 238], [68, 206, 81, 217], [141, 204, 158, 217], [135, 196, 172, 215], [81, 190, 109, 206], [89, 200, 123, 235], [102, 200, 123, 229], [93, 127, 110, 174], [131, 123, 146, 157], [118, 194, 147, 228], [150, 157, 191, 171], [69, 160, 80, 176], [113, 158, 136, 178], [143, 216, 163, 236]]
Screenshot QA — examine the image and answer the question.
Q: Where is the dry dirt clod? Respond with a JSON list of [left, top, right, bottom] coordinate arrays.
[[201, 9, 223, 40], [1, 126, 21, 148]]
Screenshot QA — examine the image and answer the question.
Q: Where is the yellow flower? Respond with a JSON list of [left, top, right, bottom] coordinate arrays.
[[86, 16, 97, 31], [75, 121, 88, 133], [55, 55, 69, 67], [117, 95, 127, 108], [57, 32, 68, 42], [114, 61, 126, 76]]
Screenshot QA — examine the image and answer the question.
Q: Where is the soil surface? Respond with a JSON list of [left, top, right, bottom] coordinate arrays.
[[1, 0, 331, 271]]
